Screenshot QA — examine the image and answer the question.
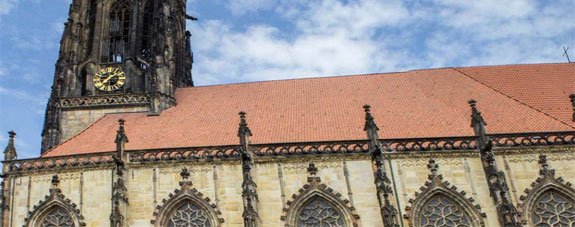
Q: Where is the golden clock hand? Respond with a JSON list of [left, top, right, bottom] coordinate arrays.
[[101, 72, 117, 84]]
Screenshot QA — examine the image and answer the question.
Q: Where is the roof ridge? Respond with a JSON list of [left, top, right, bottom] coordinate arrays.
[[451, 67, 575, 129], [188, 62, 571, 89], [41, 114, 112, 157], [455, 62, 574, 70]]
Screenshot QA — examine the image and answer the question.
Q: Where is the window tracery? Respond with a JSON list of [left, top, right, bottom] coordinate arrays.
[[296, 197, 345, 227], [39, 206, 75, 227], [107, 0, 131, 63], [168, 201, 212, 227], [419, 195, 472, 227], [531, 190, 575, 226]]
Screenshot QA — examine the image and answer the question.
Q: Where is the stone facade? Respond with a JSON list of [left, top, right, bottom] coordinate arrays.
[[2, 147, 574, 226], [60, 106, 148, 141]]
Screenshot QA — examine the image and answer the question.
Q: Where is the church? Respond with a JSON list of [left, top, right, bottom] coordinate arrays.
[[1, 0, 574, 226]]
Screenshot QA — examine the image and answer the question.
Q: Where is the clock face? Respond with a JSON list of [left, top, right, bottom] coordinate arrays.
[[93, 67, 126, 91]]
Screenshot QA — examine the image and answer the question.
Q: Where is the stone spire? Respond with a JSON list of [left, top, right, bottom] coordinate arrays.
[[363, 105, 399, 227], [115, 119, 129, 161], [469, 100, 488, 150], [111, 119, 129, 227], [237, 111, 259, 227], [468, 100, 521, 227], [427, 159, 439, 177], [3, 131, 17, 161], [50, 175, 61, 194]]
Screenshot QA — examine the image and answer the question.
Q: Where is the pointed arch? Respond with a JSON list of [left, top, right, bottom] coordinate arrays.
[[281, 163, 361, 227], [106, 0, 131, 63], [24, 175, 85, 227], [151, 168, 224, 227], [404, 160, 485, 227], [518, 155, 575, 226]]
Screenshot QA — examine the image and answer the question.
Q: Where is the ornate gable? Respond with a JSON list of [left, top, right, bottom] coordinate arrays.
[[24, 175, 85, 227], [151, 168, 224, 227], [281, 163, 361, 227], [404, 159, 486, 227], [517, 154, 575, 226]]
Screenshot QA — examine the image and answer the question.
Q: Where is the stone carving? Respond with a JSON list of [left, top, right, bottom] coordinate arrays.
[[531, 191, 575, 226], [281, 163, 360, 227], [518, 155, 575, 226], [297, 198, 344, 227], [404, 159, 485, 227], [363, 104, 399, 227], [399, 158, 463, 167], [419, 195, 472, 226], [59, 94, 149, 109], [469, 100, 521, 226], [168, 202, 211, 227], [40, 207, 75, 227]]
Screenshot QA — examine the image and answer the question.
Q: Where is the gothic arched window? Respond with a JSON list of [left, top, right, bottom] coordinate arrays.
[[530, 189, 575, 226], [38, 206, 75, 227], [87, 0, 98, 56], [296, 196, 345, 227], [419, 194, 473, 227], [167, 201, 212, 227], [139, 0, 153, 60], [107, 0, 131, 63]]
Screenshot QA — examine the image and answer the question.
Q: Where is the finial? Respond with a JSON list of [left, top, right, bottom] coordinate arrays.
[[238, 111, 252, 137], [4, 131, 17, 161], [307, 163, 318, 176], [51, 175, 60, 188], [115, 118, 128, 144], [538, 154, 554, 177], [180, 167, 190, 180], [538, 154, 549, 170], [363, 104, 379, 132], [570, 94, 575, 122], [8, 131, 15, 139], [468, 99, 481, 120], [427, 159, 438, 176]]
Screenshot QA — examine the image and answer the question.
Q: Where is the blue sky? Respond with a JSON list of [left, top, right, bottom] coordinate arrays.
[[0, 0, 574, 159]]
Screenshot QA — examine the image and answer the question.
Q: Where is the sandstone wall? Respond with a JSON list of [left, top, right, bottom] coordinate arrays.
[[5, 147, 574, 226], [60, 106, 148, 142]]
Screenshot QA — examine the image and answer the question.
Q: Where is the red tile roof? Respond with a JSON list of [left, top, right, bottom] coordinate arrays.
[[456, 63, 574, 125], [42, 63, 575, 157]]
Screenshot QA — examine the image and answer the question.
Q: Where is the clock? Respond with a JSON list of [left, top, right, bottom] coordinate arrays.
[[93, 67, 126, 91]]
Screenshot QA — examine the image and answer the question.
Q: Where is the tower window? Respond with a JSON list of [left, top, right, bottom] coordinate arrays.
[[107, 0, 131, 63]]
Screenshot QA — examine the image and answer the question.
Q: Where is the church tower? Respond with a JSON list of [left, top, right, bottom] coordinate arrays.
[[41, 0, 196, 154]]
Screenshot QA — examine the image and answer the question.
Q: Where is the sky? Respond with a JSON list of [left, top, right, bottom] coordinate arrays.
[[0, 0, 574, 159]]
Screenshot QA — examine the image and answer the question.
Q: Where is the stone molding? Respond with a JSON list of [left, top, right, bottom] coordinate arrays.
[[59, 94, 150, 109]]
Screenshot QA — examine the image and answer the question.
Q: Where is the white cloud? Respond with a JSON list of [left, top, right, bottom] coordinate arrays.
[[189, 0, 573, 85], [0, 0, 20, 15], [227, 0, 277, 15]]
